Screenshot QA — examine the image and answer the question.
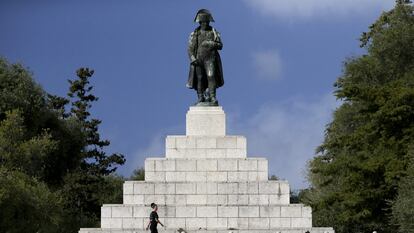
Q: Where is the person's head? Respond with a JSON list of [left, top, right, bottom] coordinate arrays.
[[150, 203, 158, 211], [194, 9, 214, 29]]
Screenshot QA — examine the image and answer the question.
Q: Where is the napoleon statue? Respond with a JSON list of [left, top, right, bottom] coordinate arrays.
[[187, 9, 224, 106]]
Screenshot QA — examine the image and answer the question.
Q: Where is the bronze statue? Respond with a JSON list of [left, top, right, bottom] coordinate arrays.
[[187, 9, 224, 106]]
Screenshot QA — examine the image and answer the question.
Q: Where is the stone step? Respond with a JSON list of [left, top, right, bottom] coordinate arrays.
[[100, 204, 312, 229], [124, 181, 288, 196], [100, 216, 313, 230], [165, 136, 246, 159], [145, 158, 268, 182], [123, 193, 289, 205], [80, 227, 335, 233], [102, 204, 310, 218], [102, 204, 309, 218]]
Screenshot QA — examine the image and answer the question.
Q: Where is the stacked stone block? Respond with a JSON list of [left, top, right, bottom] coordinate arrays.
[[144, 157, 268, 182], [79, 106, 334, 233], [122, 181, 290, 206]]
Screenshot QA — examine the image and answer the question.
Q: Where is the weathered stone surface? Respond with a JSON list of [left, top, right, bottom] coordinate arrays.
[[164, 217, 185, 229], [197, 182, 218, 194], [281, 205, 302, 218], [111, 206, 133, 218], [187, 195, 207, 205], [176, 206, 196, 217], [260, 206, 281, 217], [186, 218, 207, 229], [217, 183, 238, 194], [227, 171, 249, 181], [144, 195, 165, 205], [270, 218, 291, 228], [207, 194, 226, 205], [154, 183, 175, 194], [216, 137, 237, 148], [227, 194, 249, 205], [123, 183, 134, 195], [165, 135, 247, 159], [145, 171, 165, 182], [248, 217, 270, 229], [122, 218, 142, 228], [145, 158, 269, 182], [197, 206, 218, 217], [217, 159, 238, 171], [133, 183, 154, 194], [176, 183, 196, 194], [155, 160, 175, 171], [185, 172, 207, 182], [165, 171, 186, 182], [144, 159, 155, 172], [239, 206, 259, 217], [239, 159, 258, 171], [218, 206, 238, 217], [101, 206, 111, 218], [291, 217, 312, 228], [206, 218, 227, 229], [186, 106, 225, 136], [197, 159, 217, 171]]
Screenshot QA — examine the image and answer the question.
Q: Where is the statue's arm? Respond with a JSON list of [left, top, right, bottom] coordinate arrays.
[[187, 32, 197, 63], [213, 29, 223, 50], [202, 28, 223, 50]]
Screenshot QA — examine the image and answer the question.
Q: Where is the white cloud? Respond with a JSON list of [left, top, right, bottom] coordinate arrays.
[[252, 50, 283, 80], [229, 94, 339, 189], [244, 0, 394, 20]]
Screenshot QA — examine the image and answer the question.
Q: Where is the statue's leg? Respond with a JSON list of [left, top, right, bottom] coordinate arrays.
[[205, 61, 218, 105], [195, 66, 205, 104]]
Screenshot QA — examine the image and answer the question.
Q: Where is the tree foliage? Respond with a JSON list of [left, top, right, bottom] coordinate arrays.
[[391, 155, 414, 233], [0, 168, 63, 233], [130, 167, 145, 180], [68, 68, 125, 176], [303, 2, 414, 233], [0, 58, 125, 232]]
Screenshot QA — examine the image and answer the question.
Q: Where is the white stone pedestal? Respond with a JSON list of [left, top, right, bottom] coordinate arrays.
[[186, 106, 225, 136], [79, 106, 335, 233]]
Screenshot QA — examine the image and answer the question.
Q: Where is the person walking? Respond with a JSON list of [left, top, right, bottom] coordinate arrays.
[[145, 203, 165, 233]]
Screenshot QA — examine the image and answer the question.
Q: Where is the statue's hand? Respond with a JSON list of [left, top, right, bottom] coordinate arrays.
[[191, 59, 199, 66], [201, 40, 216, 48]]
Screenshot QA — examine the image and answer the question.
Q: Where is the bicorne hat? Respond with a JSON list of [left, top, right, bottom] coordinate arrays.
[[194, 9, 215, 23]]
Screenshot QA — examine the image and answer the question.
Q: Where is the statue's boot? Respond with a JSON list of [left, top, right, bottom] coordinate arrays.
[[209, 88, 218, 105], [195, 91, 205, 105]]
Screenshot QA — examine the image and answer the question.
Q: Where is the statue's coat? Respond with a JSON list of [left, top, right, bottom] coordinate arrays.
[[187, 26, 224, 90]]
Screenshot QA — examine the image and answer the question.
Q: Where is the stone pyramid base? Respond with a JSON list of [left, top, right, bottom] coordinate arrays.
[[78, 107, 334, 233]]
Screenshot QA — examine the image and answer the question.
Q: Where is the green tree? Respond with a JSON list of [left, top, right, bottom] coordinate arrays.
[[0, 110, 62, 233], [0, 59, 45, 127], [392, 154, 414, 233], [0, 58, 126, 232], [0, 168, 63, 233], [58, 68, 126, 231], [304, 2, 414, 233], [0, 110, 57, 178], [131, 167, 145, 180], [0, 58, 86, 187], [67, 68, 125, 175]]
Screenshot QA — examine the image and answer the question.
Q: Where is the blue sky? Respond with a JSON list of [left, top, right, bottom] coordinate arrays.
[[0, 0, 394, 189]]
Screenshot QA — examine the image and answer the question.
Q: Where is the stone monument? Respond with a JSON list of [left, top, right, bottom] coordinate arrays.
[[79, 105, 334, 233], [79, 9, 334, 233]]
